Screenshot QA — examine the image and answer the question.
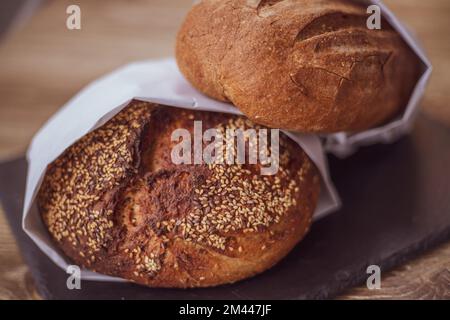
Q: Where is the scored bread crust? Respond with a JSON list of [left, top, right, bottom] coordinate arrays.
[[176, 0, 421, 133], [38, 100, 320, 288]]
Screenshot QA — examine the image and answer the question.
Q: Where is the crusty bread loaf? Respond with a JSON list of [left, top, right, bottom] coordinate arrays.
[[38, 100, 320, 288], [176, 0, 421, 133]]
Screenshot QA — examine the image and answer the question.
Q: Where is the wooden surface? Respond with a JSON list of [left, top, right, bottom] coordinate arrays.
[[0, 0, 448, 300]]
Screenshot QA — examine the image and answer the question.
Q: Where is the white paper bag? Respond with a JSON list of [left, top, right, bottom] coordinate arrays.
[[23, 59, 341, 281], [323, 0, 432, 157], [22, 0, 430, 282]]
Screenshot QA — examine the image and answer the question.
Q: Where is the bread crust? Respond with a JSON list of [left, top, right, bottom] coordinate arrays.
[[176, 0, 421, 133], [38, 101, 320, 288]]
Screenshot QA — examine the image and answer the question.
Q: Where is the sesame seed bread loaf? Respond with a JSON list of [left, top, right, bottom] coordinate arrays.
[[176, 0, 421, 133], [37, 100, 320, 288]]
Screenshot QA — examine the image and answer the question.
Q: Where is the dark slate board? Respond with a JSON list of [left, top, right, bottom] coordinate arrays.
[[1, 113, 450, 300]]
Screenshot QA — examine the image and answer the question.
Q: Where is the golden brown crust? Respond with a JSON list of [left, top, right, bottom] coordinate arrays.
[[38, 100, 320, 288], [176, 0, 421, 133]]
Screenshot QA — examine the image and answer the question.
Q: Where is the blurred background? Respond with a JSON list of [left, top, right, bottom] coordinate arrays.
[[0, 0, 449, 299]]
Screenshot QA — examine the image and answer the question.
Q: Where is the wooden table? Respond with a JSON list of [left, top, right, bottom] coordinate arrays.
[[0, 0, 449, 300]]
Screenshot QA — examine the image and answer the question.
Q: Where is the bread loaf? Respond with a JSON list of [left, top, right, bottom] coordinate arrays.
[[176, 0, 421, 133], [38, 101, 320, 288]]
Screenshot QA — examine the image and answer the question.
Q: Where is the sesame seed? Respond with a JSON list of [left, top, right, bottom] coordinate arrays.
[[38, 102, 151, 257]]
